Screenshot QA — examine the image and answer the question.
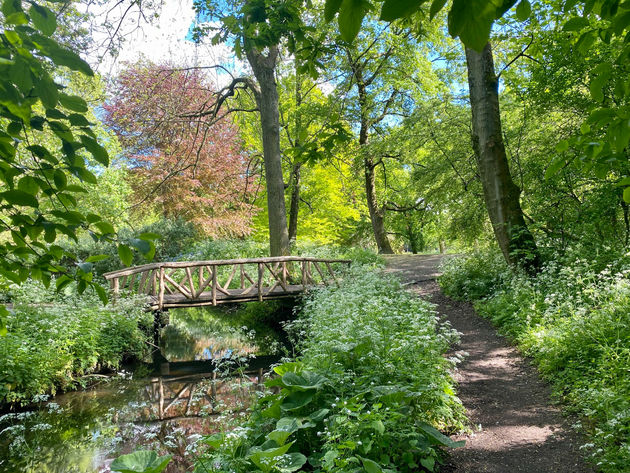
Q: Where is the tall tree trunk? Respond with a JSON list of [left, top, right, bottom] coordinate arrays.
[[465, 43, 540, 271], [246, 46, 290, 256], [364, 156, 393, 253], [354, 64, 393, 254], [288, 162, 301, 243]]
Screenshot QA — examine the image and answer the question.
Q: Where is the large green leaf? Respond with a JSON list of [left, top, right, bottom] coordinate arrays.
[[110, 450, 172, 473], [429, 0, 448, 19], [448, 0, 500, 51], [118, 244, 133, 267], [417, 421, 465, 448], [338, 0, 368, 42], [515, 0, 531, 21], [324, 0, 343, 21], [80, 135, 109, 166], [282, 371, 327, 390], [380, 0, 426, 21], [1, 189, 39, 207], [29, 4, 57, 36], [281, 390, 314, 411]]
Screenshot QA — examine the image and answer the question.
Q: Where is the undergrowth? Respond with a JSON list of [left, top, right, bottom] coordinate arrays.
[[439, 249, 630, 473], [0, 280, 152, 406], [195, 266, 465, 473]]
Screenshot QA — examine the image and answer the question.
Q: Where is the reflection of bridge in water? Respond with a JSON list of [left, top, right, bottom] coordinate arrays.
[[104, 256, 351, 311], [137, 370, 264, 422]]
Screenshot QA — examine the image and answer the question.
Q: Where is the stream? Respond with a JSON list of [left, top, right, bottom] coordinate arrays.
[[0, 303, 291, 473]]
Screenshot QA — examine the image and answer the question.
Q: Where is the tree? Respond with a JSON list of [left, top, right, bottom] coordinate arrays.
[[104, 62, 257, 238], [324, 0, 542, 268], [192, 0, 319, 256], [465, 43, 539, 268]]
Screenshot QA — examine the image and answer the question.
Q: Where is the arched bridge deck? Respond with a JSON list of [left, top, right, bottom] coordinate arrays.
[[103, 256, 351, 311]]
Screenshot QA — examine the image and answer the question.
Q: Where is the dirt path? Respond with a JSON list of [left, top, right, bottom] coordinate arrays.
[[384, 255, 594, 473]]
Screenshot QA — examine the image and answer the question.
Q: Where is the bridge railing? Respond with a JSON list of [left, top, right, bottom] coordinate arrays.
[[103, 256, 351, 310]]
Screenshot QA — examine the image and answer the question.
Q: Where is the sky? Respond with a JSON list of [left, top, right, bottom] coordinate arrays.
[[91, 0, 239, 86]]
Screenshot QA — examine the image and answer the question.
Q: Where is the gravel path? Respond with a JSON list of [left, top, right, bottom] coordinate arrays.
[[383, 255, 595, 473]]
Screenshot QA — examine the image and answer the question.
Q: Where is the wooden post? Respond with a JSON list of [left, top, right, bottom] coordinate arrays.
[[112, 277, 119, 295], [282, 261, 287, 288], [212, 265, 217, 306], [158, 267, 165, 311], [240, 264, 245, 289], [258, 262, 263, 302]]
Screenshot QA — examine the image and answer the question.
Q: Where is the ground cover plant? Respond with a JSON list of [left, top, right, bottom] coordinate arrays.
[[0, 280, 152, 405], [440, 250, 630, 472], [195, 266, 465, 472]]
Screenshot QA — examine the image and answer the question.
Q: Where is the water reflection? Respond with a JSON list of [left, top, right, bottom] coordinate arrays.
[[0, 305, 289, 473]]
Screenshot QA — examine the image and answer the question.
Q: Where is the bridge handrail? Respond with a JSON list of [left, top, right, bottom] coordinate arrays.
[[103, 256, 351, 280]]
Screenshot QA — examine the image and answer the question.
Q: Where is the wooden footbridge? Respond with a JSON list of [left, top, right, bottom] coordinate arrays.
[[103, 256, 351, 311]]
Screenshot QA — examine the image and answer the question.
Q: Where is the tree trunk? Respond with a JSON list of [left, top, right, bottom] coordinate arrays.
[[364, 156, 394, 254], [288, 162, 301, 243], [465, 43, 540, 271], [246, 46, 290, 256]]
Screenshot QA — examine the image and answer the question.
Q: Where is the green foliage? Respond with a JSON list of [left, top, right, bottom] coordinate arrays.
[[439, 251, 511, 300], [64, 218, 198, 275], [196, 268, 465, 472], [323, 0, 529, 50], [0, 279, 152, 405], [111, 450, 172, 473], [441, 249, 630, 471]]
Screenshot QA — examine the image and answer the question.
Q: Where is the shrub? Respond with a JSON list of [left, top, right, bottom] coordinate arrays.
[[0, 280, 152, 405], [439, 250, 510, 300], [196, 267, 465, 472]]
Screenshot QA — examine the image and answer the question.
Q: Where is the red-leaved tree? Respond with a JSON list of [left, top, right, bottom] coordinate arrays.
[[104, 61, 258, 237]]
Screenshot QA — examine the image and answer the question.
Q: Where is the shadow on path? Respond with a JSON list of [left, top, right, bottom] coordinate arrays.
[[385, 255, 595, 473]]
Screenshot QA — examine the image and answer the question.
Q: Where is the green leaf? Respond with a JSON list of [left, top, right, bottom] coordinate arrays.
[[545, 156, 566, 179], [448, 0, 497, 51], [0, 305, 8, 337], [429, 0, 448, 20], [417, 422, 465, 448], [555, 140, 569, 153], [371, 419, 385, 434], [59, 93, 88, 113], [281, 390, 314, 411], [338, 0, 367, 43], [278, 452, 307, 473], [139, 232, 160, 240], [77, 262, 93, 273], [282, 371, 327, 390], [118, 244, 133, 267], [380, 0, 425, 21], [86, 254, 109, 263], [563, 16, 589, 31], [110, 450, 172, 473], [420, 456, 435, 471], [45, 45, 93, 76], [324, 0, 343, 21], [80, 135, 109, 166], [515, 0, 531, 21], [1, 189, 39, 207], [29, 4, 57, 36], [94, 284, 108, 305], [95, 221, 115, 235], [53, 169, 67, 190], [17, 176, 39, 195], [359, 456, 382, 473], [130, 238, 151, 254], [34, 75, 58, 109], [623, 186, 630, 203]]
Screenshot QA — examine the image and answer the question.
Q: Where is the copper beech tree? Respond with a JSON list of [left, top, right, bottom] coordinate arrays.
[[104, 63, 258, 238]]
